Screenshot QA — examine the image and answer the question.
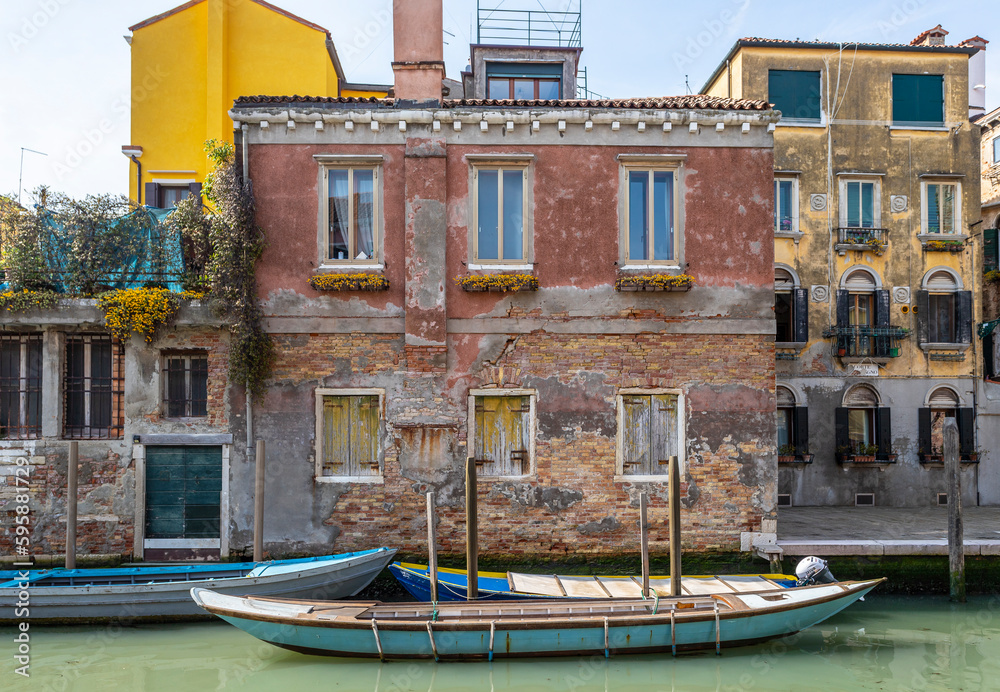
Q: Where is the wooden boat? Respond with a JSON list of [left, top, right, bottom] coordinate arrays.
[[191, 577, 884, 660], [388, 561, 798, 601], [0, 547, 396, 624]]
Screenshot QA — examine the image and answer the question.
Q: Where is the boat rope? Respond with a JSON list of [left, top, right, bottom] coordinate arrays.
[[427, 621, 439, 661], [489, 621, 496, 662], [714, 602, 721, 656], [371, 618, 384, 662], [603, 617, 610, 658], [670, 608, 676, 657], [652, 592, 660, 615], [432, 600, 438, 622]]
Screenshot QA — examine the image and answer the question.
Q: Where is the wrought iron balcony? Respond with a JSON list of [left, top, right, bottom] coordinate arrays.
[[822, 326, 911, 358], [834, 227, 888, 253]]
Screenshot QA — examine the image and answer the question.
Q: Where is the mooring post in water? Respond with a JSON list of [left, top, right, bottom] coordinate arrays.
[[426, 491, 438, 603], [669, 455, 682, 597], [466, 457, 479, 600], [639, 492, 650, 598], [65, 440, 78, 569], [254, 439, 265, 562], [945, 418, 965, 602]]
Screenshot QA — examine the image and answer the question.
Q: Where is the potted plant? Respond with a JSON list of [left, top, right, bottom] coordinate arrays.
[[838, 346, 847, 357], [920, 446, 943, 463], [853, 443, 879, 462], [778, 443, 797, 463]]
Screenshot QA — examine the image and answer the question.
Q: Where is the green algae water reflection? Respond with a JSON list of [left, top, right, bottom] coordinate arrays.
[[6, 595, 1000, 692]]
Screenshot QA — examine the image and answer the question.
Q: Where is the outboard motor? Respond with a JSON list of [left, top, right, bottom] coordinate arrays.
[[795, 556, 836, 586]]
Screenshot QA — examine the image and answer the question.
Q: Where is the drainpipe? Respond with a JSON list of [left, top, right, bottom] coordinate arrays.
[[131, 156, 142, 204]]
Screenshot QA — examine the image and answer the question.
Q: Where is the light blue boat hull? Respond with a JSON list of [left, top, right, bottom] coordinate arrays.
[[193, 579, 883, 660]]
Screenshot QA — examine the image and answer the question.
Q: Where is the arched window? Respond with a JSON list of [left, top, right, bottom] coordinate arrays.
[[776, 384, 809, 459], [919, 386, 973, 461], [843, 269, 877, 327], [836, 384, 888, 460], [775, 266, 807, 344], [917, 268, 970, 346]]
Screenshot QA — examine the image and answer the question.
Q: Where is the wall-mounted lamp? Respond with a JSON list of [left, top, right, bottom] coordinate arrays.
[[121, 145, 144, 204]]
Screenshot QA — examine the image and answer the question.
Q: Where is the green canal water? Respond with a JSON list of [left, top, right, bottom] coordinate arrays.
[[5, 595, 1000, 692]]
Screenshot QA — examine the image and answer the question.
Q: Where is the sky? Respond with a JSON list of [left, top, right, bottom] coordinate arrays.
[[1, 0, 998, 201]]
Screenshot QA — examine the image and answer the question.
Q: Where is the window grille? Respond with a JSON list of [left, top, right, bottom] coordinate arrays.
[[163, 352, 208, 418], [64, 334, 124, 439], [0, 334, 42, 439]]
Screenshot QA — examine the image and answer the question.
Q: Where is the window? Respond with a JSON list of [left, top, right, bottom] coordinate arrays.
[[919, 388, 974, 461], [323, 166, 380, 263], [474, 166, 527, 263], [624, 167, 678, 264], [618, 392, 681, 477], [0, 334, 42, 439], [144, 182, 200, 209], [315, 390, 382, 480], [836, 385, 890, 459], [471, 391, 534, 477], [64, 334, 124, 439], [488, 77, 560, 100], [776, 386, 794, 449], [994, 136, 1000, 164], [774, 178, 797, 232], [163, 352, 208, 418], [848, 293, 873, 327], [892, 74, 944, 127], [775, 268, 808, 344], [842, 180, 878, 229], [768, 70, 821, 123], [917, 270, 971, 345], [838, 269, 881, 328], [485, 62, 562, 100], [923, 182, 959, 234]]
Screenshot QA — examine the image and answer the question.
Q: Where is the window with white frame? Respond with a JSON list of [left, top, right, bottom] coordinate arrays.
[[923, 181, 960, 234], [840, 179, 880, 229], [994, 136, 1000, 164], [314, 389, 383, 480], [470, 390, 534, 477], [473, 165, 528, 263], [623, 166, 680, 265], [321, 164, 380, 263], [774, 178, 798, 232], [0, 334, 42, 439], [617, 391, 681, 477]]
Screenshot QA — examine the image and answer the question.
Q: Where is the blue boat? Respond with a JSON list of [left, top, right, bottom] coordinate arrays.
[[191, 577, 884, 660], [389, 561, 798, 601], [0, 548, 396, 624]]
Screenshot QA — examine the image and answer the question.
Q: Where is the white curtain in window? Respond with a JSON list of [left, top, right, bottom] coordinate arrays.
[[354, 171, 374, 259]]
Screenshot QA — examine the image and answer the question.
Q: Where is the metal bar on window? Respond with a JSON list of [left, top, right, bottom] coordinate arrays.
[[0, 334, 42, 439], [64, 335, 124, 440]]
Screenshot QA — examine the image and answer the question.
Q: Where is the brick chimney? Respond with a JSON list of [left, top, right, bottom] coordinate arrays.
[[392, 0, 445, 105], [911, 24, 949, 46]]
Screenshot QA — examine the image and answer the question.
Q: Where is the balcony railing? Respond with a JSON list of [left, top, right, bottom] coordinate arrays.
[[822, 326, 911, 358], [477, 4, 582, 47], [834, 227, 888, 252]]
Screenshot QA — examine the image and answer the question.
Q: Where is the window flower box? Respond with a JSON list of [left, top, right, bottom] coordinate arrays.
[[308, 273, 389, 292], [456, 274, 539, 293], [614, 273, 693, 292], [779, 453, 814, 464], [923, 239, 965, 253]]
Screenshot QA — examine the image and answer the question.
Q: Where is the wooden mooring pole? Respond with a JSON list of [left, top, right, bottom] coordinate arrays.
[[65, 441, 78, 569], [639, 492, 650, 598], [426, 491, 438, 603], [254, 439, 265, 562], [466, 457, 479, 600], [668, 455, 681, 597], [945, 418, 965, 602]]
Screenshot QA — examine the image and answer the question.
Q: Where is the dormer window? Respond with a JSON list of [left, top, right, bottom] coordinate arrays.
[[485, 62, 562, 100]]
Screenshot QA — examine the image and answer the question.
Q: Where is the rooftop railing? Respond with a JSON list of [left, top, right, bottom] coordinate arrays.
[[477, 3, 582, 47]]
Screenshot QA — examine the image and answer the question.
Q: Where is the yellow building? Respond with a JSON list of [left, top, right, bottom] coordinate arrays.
[[123, 0, 390, 206], [703, 30, 986, 507]]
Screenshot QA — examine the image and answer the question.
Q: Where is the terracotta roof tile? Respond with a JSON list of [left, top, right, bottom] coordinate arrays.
[[233, 94, 770, 111], [738, 36, 969, 50], [911, 24, 948, 46]]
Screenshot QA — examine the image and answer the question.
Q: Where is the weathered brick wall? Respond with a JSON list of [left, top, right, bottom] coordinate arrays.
[[264, 330, 774, 557]]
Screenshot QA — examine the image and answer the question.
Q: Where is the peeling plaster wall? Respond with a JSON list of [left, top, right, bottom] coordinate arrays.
[[236, 108, 778, 557]]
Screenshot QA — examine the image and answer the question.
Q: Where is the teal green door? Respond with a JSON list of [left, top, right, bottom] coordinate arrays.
[[145, 446, 222, 539]]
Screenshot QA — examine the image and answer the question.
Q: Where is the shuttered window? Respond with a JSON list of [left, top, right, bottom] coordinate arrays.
[[925, 182, 958, 234], [163, 351, 208, 418], [620, 393, 678, 476], [774, 178, 796, 231], [319, 394, 381, 478], [768, 70, 821, 122], [64, 334, 124, 439], [892, 74, 944, 127], [845, 181, 877, 228], [474, 395, 531, 476]]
